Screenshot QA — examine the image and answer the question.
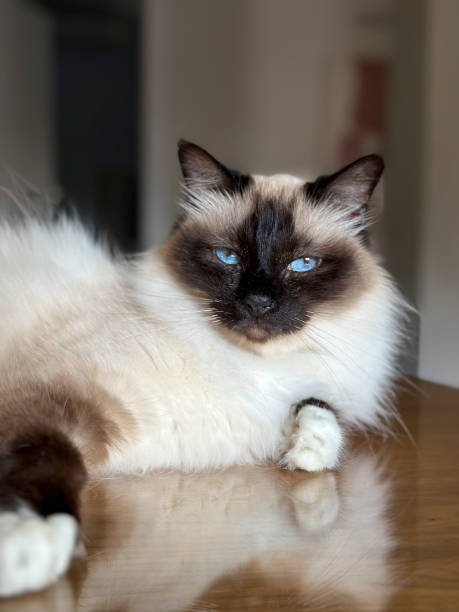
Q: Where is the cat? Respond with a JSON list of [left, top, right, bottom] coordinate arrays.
[[0, 141, 402, 597]]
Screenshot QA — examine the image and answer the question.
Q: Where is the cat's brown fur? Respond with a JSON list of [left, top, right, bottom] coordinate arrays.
[[0, 379, 135, 521]]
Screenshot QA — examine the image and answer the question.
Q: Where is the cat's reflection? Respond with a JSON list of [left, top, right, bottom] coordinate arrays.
[[1, 452, 396, 612]]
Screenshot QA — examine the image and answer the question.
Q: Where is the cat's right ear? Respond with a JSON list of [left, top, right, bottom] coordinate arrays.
[[178, 140, 250, 194]]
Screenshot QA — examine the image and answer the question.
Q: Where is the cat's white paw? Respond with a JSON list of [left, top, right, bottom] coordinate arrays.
[[0, 509, 78, 598], [283, 404, 343, 472]]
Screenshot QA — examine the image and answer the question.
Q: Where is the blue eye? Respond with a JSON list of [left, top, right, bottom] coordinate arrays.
[[288, 257, 318, 272], [216, 247, 240, 265]]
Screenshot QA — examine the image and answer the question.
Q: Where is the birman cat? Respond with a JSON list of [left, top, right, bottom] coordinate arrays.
[[0, 141, 402, 597]]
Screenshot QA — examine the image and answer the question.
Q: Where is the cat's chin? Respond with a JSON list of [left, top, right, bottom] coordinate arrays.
[[216, 318, 311, 356], [241, 326, 273, 343], [221, 321, 281, 345]]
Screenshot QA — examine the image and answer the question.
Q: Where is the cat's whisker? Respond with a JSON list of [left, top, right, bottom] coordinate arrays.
[[305, 324, 393, 398]]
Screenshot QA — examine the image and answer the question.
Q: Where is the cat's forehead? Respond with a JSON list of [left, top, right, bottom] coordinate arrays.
[[183, 173, 304, 228], [183, 173, 356, 246], [251, 173, 305, 194], [251, 175, 359, 244]]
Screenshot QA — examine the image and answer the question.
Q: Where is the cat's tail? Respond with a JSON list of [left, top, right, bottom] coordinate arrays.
[[0, 398, 88, 597], [0, 425, 86, 598]]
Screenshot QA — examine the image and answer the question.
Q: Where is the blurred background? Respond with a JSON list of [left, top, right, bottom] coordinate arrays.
[[0, 0, 457, 388]]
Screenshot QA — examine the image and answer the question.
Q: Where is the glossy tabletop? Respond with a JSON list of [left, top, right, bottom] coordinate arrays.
[[2, 379, 459, 611]]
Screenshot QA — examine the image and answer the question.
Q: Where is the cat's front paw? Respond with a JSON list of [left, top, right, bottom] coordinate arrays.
[[0, 509, 79, 598], [283, 403, 343, 472]]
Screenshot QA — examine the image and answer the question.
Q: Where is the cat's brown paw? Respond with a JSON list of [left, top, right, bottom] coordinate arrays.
[[294, 397, 335, 415]]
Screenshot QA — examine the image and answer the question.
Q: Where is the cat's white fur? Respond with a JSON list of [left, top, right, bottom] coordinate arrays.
[[0, 209, 400, 475]]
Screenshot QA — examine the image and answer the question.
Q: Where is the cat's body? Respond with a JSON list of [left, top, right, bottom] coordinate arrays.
[[0, 142, 402, 597]]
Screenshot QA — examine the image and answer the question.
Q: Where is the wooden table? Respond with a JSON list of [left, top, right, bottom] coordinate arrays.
[[2, 379, 458, 611]]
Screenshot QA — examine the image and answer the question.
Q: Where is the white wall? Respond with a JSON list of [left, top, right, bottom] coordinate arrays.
[[140, 0, 253, 245], [382, 0, 426, 375], [417, 0, 459, 387], [140, 0, 392, 246], [0, 0, 55, 190]]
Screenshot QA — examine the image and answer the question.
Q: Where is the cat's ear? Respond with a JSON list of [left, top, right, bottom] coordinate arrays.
[[305, 155, 384, 214], [178, 140, 250, 193]]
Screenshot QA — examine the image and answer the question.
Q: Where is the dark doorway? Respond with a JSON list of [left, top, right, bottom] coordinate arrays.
[[33, 0, 140, 251]]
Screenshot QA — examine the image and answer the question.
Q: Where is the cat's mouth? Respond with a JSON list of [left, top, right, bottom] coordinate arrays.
[[211, 300, 306, 343]]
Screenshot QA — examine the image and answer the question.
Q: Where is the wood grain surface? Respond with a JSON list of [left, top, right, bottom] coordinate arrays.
[[1, 378, 458, 611]]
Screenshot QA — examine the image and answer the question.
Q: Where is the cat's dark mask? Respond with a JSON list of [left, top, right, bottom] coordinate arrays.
[[166, 140, 384, 344]]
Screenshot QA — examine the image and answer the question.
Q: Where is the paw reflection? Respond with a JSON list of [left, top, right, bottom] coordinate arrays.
[[291, 472, 339, 532]]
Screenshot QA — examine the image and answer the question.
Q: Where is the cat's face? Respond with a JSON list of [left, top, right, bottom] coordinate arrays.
[[166, 141, 384, 345]]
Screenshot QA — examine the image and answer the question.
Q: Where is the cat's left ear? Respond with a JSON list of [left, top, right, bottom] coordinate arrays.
[[178, 140, 250, 194], [305, 155, 384, 215]]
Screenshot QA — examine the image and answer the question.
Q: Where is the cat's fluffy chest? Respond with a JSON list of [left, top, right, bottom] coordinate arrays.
[[101, 308, 313, 474]]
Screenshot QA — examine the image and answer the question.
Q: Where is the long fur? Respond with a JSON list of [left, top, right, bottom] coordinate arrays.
[[0, 210, 403, 474], [0, 146, 405, 597]]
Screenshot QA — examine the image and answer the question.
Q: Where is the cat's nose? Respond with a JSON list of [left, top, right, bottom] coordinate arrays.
[[243, 294, 274, 316]]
